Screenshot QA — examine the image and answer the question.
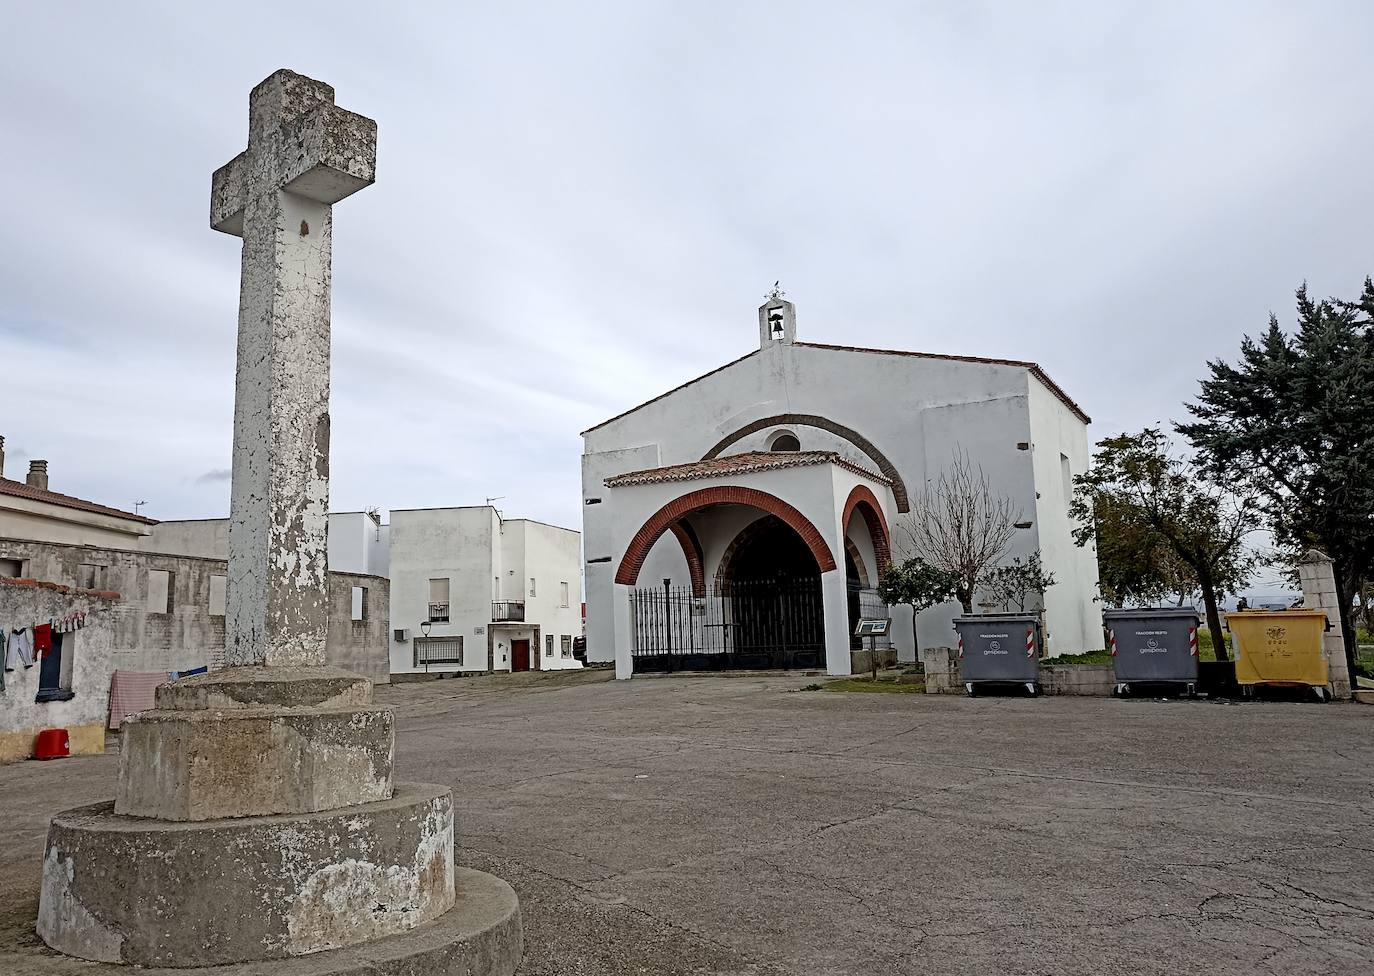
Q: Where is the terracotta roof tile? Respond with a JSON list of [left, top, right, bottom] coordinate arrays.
[[605, 451, 891, 488], [0, 477, 157, 525]]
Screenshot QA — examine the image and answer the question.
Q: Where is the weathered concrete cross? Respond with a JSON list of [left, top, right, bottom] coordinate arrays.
[[210, 70, 376, 668]]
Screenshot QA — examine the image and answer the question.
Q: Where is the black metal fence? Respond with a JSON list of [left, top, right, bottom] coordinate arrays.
[[630, 576, 827, 672]]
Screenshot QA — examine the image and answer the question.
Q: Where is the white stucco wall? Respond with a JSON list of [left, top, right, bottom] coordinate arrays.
[[389, 507, 497, 675], [142, 519, 230, 559], [582, 327, 1099, 666], [0, 579, 118, 762], [145, 513, 390, 578], [389, 508, 582, 675], [1027, 377, 1102, 654], [327, 512, 391, 577], [0, 495, 152, 550]]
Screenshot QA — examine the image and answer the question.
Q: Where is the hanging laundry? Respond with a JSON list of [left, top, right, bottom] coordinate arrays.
[[108, 670, 171, 730], [34, 622, 53, 660], [5, 628, 34, 671]]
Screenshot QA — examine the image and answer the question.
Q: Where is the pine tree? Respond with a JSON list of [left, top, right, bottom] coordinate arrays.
[[1179, 280, 1374, 677]]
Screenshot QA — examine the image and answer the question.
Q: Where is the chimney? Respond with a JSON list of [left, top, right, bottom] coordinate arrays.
[[27, 459, 49, 492], [0, 435, 5, 479]]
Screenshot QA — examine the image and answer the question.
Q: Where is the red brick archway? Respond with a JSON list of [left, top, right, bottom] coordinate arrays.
[[667, 521, 706, 598], [842, 485, 891, 576], [615, 486, 837, 587]]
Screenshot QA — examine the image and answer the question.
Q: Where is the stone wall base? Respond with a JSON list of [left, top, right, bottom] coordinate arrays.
[[0, 723, 106, 764], [849, 648, 898, 674]]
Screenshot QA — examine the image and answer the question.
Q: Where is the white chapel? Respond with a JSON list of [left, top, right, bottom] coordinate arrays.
[[581, 294, 1100, 679]]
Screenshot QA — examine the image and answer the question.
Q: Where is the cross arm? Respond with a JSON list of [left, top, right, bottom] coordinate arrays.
[[210, 151, 249, 236], [209, 103, 377, 238], [279, 104, 377, 208]]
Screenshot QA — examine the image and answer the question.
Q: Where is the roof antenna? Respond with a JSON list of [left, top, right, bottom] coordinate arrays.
[[134, 500, 148, 516]]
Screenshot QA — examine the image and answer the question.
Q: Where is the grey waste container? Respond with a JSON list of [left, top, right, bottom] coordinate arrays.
[[1103, 608, 1199, 696], [952, 614, 1041, 695]]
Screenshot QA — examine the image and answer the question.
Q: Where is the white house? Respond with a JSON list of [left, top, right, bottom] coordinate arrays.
[[581, 295, 1100, 679], [388, 506, 583, 676]]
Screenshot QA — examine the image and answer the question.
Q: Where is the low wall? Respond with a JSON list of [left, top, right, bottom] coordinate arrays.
[[920, 646, 1116, 696], [0, 577, 118, 763], [850, 647, 898, 674], [1039, 664, 1115, 696], [0, 537, 389, 683]]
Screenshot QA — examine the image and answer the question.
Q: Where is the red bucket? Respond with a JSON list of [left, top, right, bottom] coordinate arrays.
[[33, 728, 70, 760]]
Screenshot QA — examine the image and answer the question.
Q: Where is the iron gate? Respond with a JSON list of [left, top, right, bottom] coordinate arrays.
[[630, 576, 826, 672]]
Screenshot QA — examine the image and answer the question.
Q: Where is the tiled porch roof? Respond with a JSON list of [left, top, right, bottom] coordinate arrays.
[[605, 451, 891, 488], [0, 477, 157, 525]]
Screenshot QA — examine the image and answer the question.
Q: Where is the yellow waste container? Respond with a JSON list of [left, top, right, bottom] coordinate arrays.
[[1226, 610, 1329, 694]]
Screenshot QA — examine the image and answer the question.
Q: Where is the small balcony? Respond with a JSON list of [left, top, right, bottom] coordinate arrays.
[[492, 601, 525, 622], [428, 602, 450, 623]]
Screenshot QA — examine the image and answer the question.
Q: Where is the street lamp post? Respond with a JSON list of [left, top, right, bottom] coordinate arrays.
[[420, 619, 432, 675]]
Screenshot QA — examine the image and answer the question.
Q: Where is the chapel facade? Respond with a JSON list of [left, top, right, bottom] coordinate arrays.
[[581, 295, 1101, 678]]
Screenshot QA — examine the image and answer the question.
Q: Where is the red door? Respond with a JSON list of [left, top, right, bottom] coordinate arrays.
[[511, 639, 531, 673]]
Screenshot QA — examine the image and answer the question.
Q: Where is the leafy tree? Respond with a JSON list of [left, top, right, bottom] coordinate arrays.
[[1087, 492, 1199, 607], [895, 451, 1019, 614], [1069, 429, 1261, 659], [877, 557, 960, 673], [1179, 281, 1374, 677], [980, 551, 1057, 613]]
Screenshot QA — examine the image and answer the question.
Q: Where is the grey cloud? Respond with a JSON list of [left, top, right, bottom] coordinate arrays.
[[1, 0, 1371, 538]]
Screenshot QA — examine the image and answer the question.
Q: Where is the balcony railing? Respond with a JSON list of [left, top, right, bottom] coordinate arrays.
[[492, 601, 525, 622], [428, 602, 450, 623]]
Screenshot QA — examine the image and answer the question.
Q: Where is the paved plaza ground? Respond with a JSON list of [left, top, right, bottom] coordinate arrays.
[[3, 670, 1372, 975]]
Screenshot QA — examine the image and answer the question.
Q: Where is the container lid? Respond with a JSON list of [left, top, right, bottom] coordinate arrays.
[[952, 613, 1039, 625], [1102, 608, 1201, 622]]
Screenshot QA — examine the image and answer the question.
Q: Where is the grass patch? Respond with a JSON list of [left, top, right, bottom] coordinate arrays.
[[821, 674, 926, 694], [1045, 650, 1113, 665]]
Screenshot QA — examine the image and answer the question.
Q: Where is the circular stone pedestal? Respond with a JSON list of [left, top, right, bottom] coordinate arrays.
[[39, 783, 456, 966], [19, 868, 522, 976]]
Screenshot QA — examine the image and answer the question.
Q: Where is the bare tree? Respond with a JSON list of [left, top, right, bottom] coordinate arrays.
[[895, 451, 1020, 614]]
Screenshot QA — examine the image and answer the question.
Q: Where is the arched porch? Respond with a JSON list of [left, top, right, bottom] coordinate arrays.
[[609, 471, 894, 677]]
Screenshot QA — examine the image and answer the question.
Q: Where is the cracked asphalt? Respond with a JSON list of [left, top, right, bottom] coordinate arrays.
[[3, 670, 1372, 975]]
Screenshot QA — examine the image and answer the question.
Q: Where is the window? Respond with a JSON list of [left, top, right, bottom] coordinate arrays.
[[414, 636, 463, 666], [0, 557, 23, 578], [1060, 453, 1073, 509], [769, 432, 800, 452], [560, 581, 570, 608], [545, 634, 554, 657], [428, 578, 450, 622], [78, 563, 106, 590], [351, 585, 368, 621], [561, 635, 573, 658], [147, 569, 173, 614], [529, 577, 536, 597], [208, 574, 228, 616]]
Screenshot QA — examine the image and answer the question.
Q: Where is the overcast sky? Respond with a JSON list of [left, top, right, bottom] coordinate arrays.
[[2, 2, 1370, 591]]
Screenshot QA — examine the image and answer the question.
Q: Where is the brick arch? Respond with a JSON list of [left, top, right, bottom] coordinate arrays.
[[702, 414, 910, 513], [667, 520, 706, 598], [843, 485, 891, 576], [615, 486, 837, 587], [844, 536, 872, 588]]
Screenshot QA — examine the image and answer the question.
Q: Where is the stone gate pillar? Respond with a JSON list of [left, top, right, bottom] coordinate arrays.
[[1297, 549, 1353, 700]]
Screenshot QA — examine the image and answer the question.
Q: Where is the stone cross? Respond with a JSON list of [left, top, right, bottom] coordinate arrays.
[[210, 70, 377, 668]]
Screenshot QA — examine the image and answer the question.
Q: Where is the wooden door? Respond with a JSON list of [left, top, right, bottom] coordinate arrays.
[[511, 639, 531, 673]]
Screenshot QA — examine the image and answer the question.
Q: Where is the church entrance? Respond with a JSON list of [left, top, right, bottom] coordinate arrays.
[[629, 515, 825, 672]]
